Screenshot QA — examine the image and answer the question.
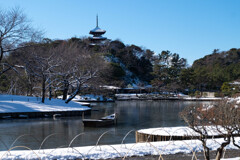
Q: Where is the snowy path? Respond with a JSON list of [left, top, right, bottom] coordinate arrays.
[[0, 138, 239, 160]]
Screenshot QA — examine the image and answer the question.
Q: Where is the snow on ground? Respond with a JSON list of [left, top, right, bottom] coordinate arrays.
[[229, 97, 240, 104], [184, 97, 222, 100], [0, 137, 239, 160], [76, 94, 113, 101], [138, 126, 235, 136], [101, 85, 121, 90], [114, 93, 223, 101], [222, 158, 240, 160], [0, 95, 90, 113], [115, 93, 143, 100], [58, 94, 113, 102]]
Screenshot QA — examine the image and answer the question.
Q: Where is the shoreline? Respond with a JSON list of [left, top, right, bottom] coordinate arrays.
[[0, 95, 91, 119], [116, 97, 222, 101], [0, 109, 91, 119]]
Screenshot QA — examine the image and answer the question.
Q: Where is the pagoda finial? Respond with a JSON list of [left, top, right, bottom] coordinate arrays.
[[96, 14, 98, 27]]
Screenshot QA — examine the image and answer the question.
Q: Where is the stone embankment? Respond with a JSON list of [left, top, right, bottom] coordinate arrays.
[[136, 126, 240, 143], [0, 110, 91, 119]]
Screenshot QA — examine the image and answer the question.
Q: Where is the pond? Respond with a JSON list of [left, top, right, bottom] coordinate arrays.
[[0, 100, 210, 150]]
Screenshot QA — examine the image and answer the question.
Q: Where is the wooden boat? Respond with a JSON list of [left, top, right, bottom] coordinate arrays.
[[82, 113, 116, 127]]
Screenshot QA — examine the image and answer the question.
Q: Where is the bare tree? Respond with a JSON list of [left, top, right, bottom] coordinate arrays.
[[180, 104, 212, 160], [9, 38, 106, 102], [21, 44, 61, 103], [64, 47, 106, 103], [51, 41, 77, 100], [0, 7, 42, 74], [180, 100, 240, 160], [212, 101, 240, 160]]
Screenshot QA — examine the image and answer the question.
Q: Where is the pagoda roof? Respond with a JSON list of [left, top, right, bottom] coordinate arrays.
[[89, 36, 107, 40], [89, 26, 106, 34]]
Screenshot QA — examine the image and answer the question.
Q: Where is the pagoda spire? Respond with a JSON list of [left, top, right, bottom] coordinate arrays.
[[96, 14, 98, 27]]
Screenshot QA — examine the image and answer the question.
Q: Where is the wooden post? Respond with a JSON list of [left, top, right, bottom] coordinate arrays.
[[115, 113, 117, 125], [135, 131, 138, 142], [82, 112, 84, 120]]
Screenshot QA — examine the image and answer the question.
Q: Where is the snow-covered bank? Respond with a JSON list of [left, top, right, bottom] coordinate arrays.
[[58, 94, 114, 102], [0, 138, 239, 160], [138, 126, 237, 136], [184, 97, 222, 101], [115, 93, 222, 101], [0, 95, 90, 113]]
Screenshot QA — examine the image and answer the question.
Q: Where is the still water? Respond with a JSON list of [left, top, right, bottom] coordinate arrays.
[[0, 100, 208, 150]]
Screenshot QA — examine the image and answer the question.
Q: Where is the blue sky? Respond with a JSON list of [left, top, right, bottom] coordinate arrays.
[[1, 0, 240, 65]]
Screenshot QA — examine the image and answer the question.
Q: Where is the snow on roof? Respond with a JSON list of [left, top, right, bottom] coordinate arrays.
[[101, 85, 121, 89], [90, 26, 106, 33], [0, 95, 90, 113], [89, 36, 107, 40]]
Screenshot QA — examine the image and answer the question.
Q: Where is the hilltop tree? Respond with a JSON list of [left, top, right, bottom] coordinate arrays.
[[151, 51, 187, 91], [107, 41, 154, 84], [179, 68, 195, 90]]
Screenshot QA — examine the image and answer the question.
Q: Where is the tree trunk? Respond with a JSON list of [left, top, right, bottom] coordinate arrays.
[[203, 144, 210, 160], [49, 81, 52, 100], [41, 77, 46, 103], [65, 86, 80, 104], [0, 43, 3, 63], [29, 83, 33, 96], [215, 138, 230, 160], [48, 78, 52, 101], [62, 80, 69, 100], [201, 137, 210, 160]]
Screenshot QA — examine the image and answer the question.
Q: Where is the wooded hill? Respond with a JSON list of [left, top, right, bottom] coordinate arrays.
[[181, 48, 240, 93], [1, 37, 240, 98], [1, 37, 187, 98]]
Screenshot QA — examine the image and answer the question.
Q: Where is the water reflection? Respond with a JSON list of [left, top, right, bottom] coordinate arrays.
[[0, 100, 209, 150]]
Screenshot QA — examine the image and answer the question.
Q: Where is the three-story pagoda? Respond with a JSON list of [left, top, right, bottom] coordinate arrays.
[[89, 15, 107, 44]]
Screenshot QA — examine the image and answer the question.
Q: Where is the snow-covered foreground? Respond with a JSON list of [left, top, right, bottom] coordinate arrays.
[[0, 138, 239, 160], [0, 95, 90, 113], [222, 158, 240, 160]]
